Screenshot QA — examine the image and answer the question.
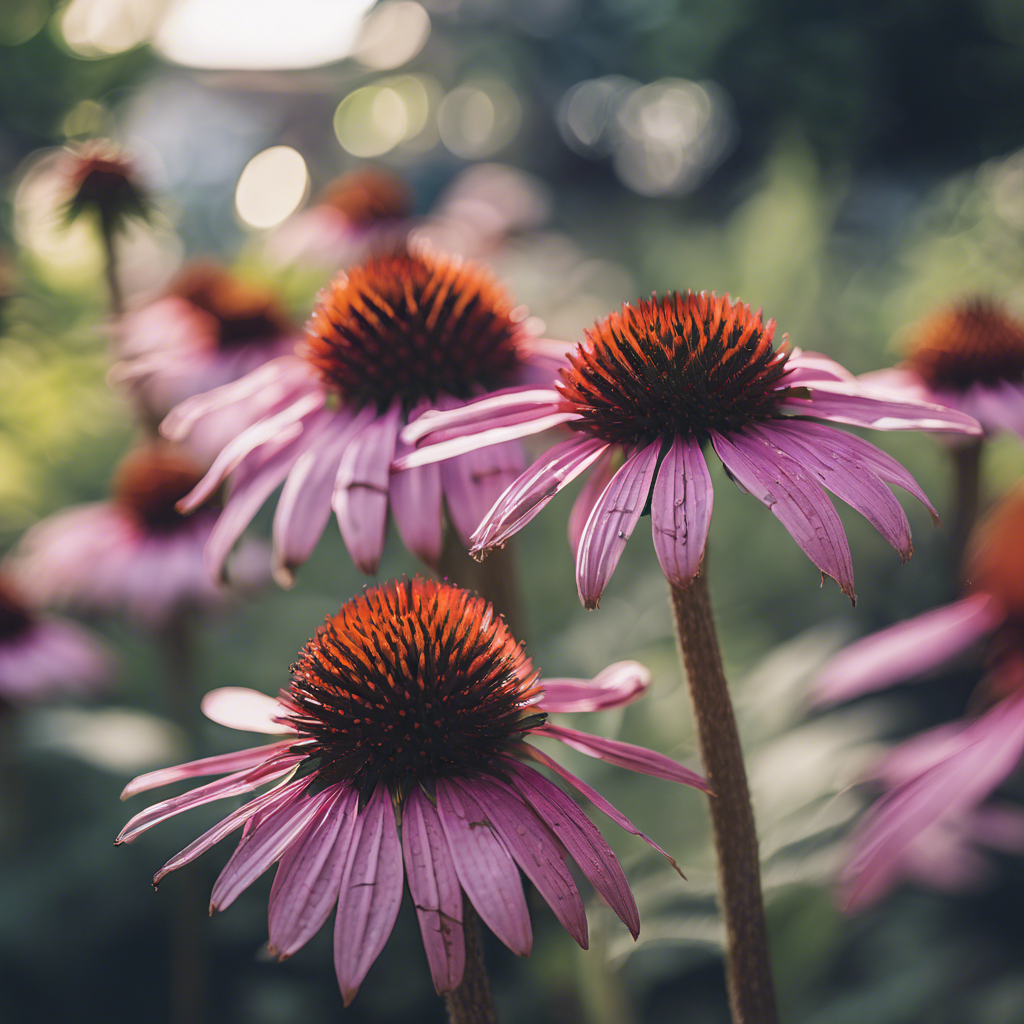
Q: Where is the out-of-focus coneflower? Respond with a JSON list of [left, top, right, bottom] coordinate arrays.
[[163, 242, 568, 586], [0, 573, 112, 705], [861, 298, 1024, 556], [117, 578, 706, 1015], [110, 263, 301, 452], [398, 290, 981, 1024], [11, 444, 267, 628], [815, 485, 1024, 909]]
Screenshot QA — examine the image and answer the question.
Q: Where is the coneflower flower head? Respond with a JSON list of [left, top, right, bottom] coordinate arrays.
[[112, 444, 211, 528], [117, 578, 706, 1002], [400, 291, 981, 606], [62, 140, 150, 232], [318, 167, 412, 229]]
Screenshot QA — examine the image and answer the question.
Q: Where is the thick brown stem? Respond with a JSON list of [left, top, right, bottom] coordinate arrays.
[[443, 905, 498, 1024], [437, 534, 524, 637], [669, 574, 777, 1024], [950, 439, 983, 568]]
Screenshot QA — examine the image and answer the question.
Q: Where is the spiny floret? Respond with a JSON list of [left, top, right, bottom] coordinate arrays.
[[559, 291, 795, 446], [908, 298, 1024, 390], [113, 445, 206, 529], [302, 243, 524, 410], [286, 578, 543, 804]]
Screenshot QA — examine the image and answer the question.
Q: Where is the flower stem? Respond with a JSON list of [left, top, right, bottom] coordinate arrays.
[[950, 438, 983, 567], [99, 215, 124, 320], [443, 904, 498, 1024], [669, 573, 777, 1024]]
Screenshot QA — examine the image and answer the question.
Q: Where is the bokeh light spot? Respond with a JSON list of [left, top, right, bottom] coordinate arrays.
[[438, 80, 520, 159], [354, 1, 431, 70], [235, 146, 309, 229]]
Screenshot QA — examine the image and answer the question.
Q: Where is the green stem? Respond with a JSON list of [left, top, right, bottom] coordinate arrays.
[[950, 438, 983, 568], [669, 573, 777, 1024], [443, 905, 498, 1024]]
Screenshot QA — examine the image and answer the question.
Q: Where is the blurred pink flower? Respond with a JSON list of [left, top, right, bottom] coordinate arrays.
[[860, 297, 1024, 439], [399, 292, 981, 607], [0, 573, 112, 705], [117, 578, 706, 1003], [815, 487, 1024, 908], [163, 243, 569, 585], [11, 444, 268, 628]]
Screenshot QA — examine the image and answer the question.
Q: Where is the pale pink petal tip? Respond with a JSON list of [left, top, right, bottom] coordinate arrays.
[[538, 660, 651, 714], [201, 687, 294, 734]]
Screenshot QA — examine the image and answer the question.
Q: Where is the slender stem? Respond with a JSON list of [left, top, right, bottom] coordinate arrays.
[[950, 439, 983, 567], [99, 216, 124, 320], [669, 573, 777, 1024], [444, 905, 498, 1024], [438, 533, 525, 637]]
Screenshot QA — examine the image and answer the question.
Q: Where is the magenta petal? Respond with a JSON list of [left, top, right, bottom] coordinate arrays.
[[782, 350, 856, 384], [435, 778, 532, 956], [576, 440, 661, 609], [521, 744, 685, 877], [711, 428, 856, 601], [399, 387, 563, 445], [471, 435, 609, 552], [333, 785, 404, 1007], [567, 445, 615, 557], [401, 787, 466, 993], [268, 786, 360, 958], [391, 409, 445, 566], [752, 421, 913, 562], [813, 594, 1004, 705], [535, 723, 709, 792], [471, 779, 588, 948], [201, 687, 293, 734], [537, 660, 651, 714], [650, 435, 714, 586], [441, 439, 525, 547], [507, 763, 639, 938], [333, 400, 403, 575]]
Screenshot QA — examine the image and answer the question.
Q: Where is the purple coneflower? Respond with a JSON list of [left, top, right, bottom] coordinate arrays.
[[400, 291, 980, 606], [117, 578, 706, 1007], [0, 573, 112, 705], [163, 242, 568, 584], [12, 444, 267, 627], [815, 487, 1024, 909]]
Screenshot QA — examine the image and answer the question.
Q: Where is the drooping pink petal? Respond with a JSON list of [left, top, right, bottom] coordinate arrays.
[[117, 751, 304, 844], [507, 762, 639, 938], [471, 778, 588, 948], [391, 411, 445, 567], [534, 723, 709, 792], [650, 434, 714, 587], [441, 439, 525, 547], [333, 785, 405, 1006], [576, 440, 661, 609], [120, 740, 296, 799], [537, 660, 651, 714], [711, 428, 856, 601], [401, 786, 465, 993], [211, 784, 338, 912], [201, 687, 293, 734], [959, 380, 1024, 437], [568, 445, 616, 556], [782, 350, 856, 384], [520, 744, 685, 877], [471, 435, 609, 553], [435, 778, 532, 956], [333, 399, 403, 575], [813, 594, 1004, 705], [855, 367, 935, 402], [752, 422, 913, 562], [268, 785, 360, 959], [872, 721, 978, 787]]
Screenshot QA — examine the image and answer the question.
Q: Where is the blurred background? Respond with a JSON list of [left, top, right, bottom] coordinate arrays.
[[4, 1, 1024, 1022]]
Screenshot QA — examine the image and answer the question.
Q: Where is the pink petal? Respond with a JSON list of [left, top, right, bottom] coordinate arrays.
[[201, 687, 293, 734], [211, 784, 337, 911], [333, 785, 404, 1006], [753, 422, 913, 561], [650, 434, 714, 586], [333, 400, 403, 575], [711, 428, 855, 602], [399, 387, 563, 445], [471, 778, 588, 948], [401, 787, 466, 993], [534, 723, 709, 792], [813, 594, 1004, 705], [855, 367, 935, 402], [782, 350, 856, 384], [567, 445, 616, 556], [441, 439, 525, 547], [959, 380, 1024, 437], [537, 660, 651, 714], [520, 744, 685, 877], [507, 762, 639, 938], [471, 435, 610, 552], [391, 406, 445, 566], [576, 440, 661, 609], [435, 778, 532, 956], [268, 785, 360, 958], [120, 740, 296, 799]]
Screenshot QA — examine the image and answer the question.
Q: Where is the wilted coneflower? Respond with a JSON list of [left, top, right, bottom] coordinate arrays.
[[11, 444, 267, 628], [117, 578, 707, 1014], [815, 485, 1024, 910], [0, 573, 112, 705], [163, 242, 568, 585], [398, 291, 981, 1024]]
